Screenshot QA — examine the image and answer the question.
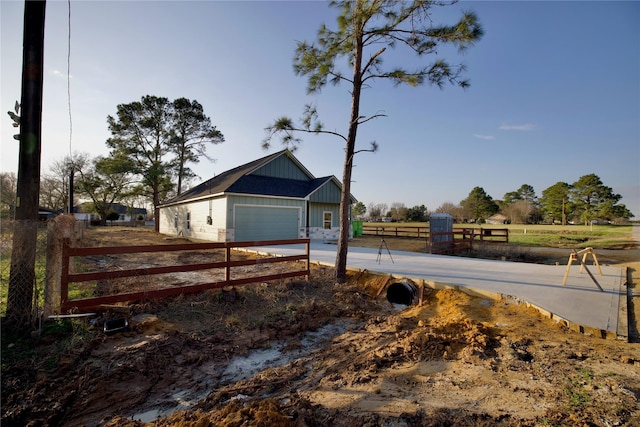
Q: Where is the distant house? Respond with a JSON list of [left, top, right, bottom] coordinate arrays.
[[108, 204, 147, 222], [38, 207, 57, 221], [71, 203, 147, 223], [157, 149, 356, 242], [485, 213, 509, 225]]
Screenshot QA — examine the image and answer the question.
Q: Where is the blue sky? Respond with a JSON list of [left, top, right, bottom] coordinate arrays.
[[2, 0, 639, 218]]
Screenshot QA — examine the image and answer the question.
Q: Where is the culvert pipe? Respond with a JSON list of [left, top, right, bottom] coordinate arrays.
[[386, 280, 418, 306]]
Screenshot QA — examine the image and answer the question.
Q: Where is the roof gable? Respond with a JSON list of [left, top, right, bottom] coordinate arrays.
[[251, 151, 314, 181], [159, 149, 356, 207], [163, 150, 324, 205], [309, 176, 357, 204], [162, 150, 293, 205]]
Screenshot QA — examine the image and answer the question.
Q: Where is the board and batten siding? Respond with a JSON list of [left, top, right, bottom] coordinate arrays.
[[309, 180, 342, 204], [251, 153, 310, 181], [308, 202, 339, 229]]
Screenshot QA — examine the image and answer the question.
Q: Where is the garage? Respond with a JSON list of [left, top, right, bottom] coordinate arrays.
[[234, 205, 300, 241]]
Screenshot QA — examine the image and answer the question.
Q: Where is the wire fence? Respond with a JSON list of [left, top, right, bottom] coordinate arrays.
[[0, 218, 48, 327]]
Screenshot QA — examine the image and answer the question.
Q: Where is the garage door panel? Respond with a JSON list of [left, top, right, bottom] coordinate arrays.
[[235, 206, 299, 241]]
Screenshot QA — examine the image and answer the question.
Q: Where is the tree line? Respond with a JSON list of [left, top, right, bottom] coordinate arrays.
[[356, 175, 634, 225], [2, 95, 224, 228]]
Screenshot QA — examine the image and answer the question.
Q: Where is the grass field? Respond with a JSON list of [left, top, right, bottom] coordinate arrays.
[[462, 223, 634, 249], [368, 222, 635, 250]]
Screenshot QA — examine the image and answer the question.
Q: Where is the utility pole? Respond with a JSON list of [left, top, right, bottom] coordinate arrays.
[[68, 168, 74, 214], [6, 0, 46, 328]]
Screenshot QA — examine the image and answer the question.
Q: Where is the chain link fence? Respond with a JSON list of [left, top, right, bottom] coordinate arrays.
[[1, 218, 50, 328]]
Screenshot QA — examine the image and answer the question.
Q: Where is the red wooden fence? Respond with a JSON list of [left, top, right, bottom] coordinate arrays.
[[60, 238, 310, 313], [360, 224, 508, 253]]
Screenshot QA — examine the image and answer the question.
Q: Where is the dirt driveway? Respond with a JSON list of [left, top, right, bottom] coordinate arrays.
[[2, 228, 639, 426]]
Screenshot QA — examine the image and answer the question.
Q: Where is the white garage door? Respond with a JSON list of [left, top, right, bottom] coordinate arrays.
[[234, 206, 299, 241]]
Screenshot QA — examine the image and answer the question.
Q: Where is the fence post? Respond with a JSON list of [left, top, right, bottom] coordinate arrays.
[[225, 244, 231, 284], [43, 221, 60, 317], [305, 240, 310, 280], [44, 215, 76, 317]]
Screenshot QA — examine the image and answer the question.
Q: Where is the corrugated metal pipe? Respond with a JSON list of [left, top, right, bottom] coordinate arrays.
[[386, 279, 418, 306]]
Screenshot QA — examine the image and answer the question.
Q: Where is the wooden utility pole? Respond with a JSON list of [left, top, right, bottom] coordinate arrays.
[[6, 0, 46, 328]]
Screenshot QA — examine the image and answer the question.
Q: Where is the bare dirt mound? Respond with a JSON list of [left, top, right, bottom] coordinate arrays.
[[2, 228, 639, 426]]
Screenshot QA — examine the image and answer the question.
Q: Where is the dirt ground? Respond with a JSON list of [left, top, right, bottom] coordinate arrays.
[[2, 228, 639, 427]]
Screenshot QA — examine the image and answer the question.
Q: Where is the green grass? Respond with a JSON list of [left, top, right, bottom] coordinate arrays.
[[564, 367, 594, 409], [499, 224, 633, 249], [68, 282, 98, 300], [0, 227, 48, 318], [395, 222, 634, 249]]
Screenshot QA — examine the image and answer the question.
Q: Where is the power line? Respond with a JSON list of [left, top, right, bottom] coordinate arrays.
[[67, 0, 72, 155]]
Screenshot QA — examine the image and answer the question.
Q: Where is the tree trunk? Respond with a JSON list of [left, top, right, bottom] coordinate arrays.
[[6, 0, 46, 329], [335, 8, 364, 283], [153, 189, 160, 232]]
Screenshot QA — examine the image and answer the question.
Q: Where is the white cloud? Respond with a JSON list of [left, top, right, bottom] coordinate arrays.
[[51, 69, 72, 79], [498, 123, 535, 131], [473, 134, 495, 140]]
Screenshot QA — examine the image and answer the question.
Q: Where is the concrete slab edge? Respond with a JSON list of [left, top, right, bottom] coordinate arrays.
[[343, 265, 625, 341], [235, 249, 627, 341], [617, 267, 629, 342]]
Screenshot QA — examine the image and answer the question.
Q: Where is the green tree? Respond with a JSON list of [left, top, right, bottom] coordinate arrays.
[[353, 201, 366, 217], [108, 96, 223, 228], [609, 203, 633, 223], [406, 204, 428, 222], [570, 174, 628, 225], [76, 155, 135, 226], [106, 211, 121, 224], [107, 96, 173, 231], [502, 191, 520, 206], [264, 0, 482, 282], [460, 187, 498, 223], [170, 98, 224, 195], [0, 172, 17, 219], [502, 184, 538, 224], [539, 181, 572, 225]]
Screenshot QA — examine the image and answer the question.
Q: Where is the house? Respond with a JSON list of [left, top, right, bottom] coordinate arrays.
[[157, 150, 356, 242], [71, 203, 147, 223], [108, 203, 147, 222], [485, 213, 509, 225], [38, 207, 57, 221]]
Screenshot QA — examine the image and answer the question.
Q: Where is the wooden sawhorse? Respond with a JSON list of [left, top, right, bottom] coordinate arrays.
[[561, 247, 603, 292]]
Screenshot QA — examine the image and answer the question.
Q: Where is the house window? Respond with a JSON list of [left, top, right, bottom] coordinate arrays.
[[174, 213, 178, 229], [323, 212, 332, 230], [186, 212, 191, 230]]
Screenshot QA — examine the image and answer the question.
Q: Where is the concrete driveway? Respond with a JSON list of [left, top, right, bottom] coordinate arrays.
[[248, 239, 627, 339]]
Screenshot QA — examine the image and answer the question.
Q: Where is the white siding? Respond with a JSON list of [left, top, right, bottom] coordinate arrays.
[[159, 198, 231, 241]]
